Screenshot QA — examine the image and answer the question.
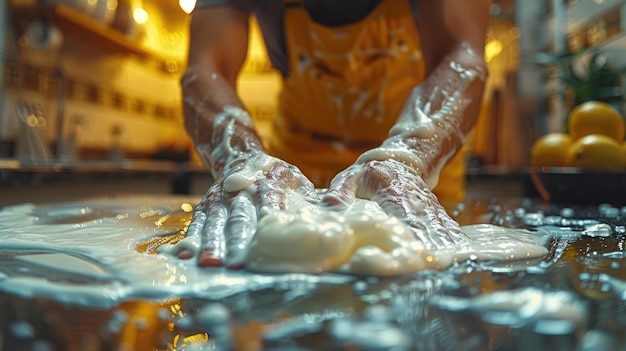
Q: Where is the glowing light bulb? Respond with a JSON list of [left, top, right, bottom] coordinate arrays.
[[179, 0, 196, 14], [133, 7, 149, 24]]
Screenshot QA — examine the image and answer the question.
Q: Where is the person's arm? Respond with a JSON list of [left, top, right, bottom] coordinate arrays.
[[323, 0, 491, 248], [177, 6, 319, 267], [181, 5, 264, 178], [405, 0, 491, 185], [351, 0, 490, 187]]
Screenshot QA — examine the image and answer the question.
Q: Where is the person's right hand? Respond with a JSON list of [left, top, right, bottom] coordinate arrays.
[[168, 152, 320, 268], [321, 153, 469, 249]]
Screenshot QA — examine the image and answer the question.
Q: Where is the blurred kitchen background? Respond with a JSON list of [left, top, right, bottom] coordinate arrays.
[[0, 0, 624, 204]]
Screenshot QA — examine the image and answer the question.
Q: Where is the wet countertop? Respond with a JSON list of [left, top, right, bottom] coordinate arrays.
[[1, 194, 626, 350]]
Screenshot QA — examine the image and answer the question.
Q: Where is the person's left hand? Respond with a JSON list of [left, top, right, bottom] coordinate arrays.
[[162, 153, 320, 268], [321, 156, 468, 248]]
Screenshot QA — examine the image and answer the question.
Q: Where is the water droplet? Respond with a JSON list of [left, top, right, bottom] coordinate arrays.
[[157, 308, 171, 321], [578, 329, 617, 351], [581, 219, 600, 226], [32, 340, 53, 351], [363, 305, 392, 323], [106, 310, 128, 334], [264, 316, 322, 342], [329, 318, 355, 341], [367, 277, 380, 284], [533, 319, 577, 335], [583, 223, 613, 238], [353, 280, 368, 294], [174, 315, 194, 330], [601, 207, 619, 218], [197, 303, 231, 330], [9, 321, 34, 339], [544, 215, 562, 226], [559, 208, 575, 218], [523, 213, 544, 227]]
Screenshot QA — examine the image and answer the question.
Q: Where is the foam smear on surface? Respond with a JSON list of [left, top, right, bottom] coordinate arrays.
[[0, 196, 353, 309], [245, 197, 550, 276], [0, 196, 550, 308]]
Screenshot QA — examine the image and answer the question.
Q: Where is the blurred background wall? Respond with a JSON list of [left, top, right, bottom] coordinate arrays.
[[1, 0, 625, 172]]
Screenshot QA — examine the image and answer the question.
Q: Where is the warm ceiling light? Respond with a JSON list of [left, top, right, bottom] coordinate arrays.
[[133, 7, 149, 24], [179, 0, 196, 14]]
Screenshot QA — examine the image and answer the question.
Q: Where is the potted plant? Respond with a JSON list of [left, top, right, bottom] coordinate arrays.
[[537, 49, 626, 109]]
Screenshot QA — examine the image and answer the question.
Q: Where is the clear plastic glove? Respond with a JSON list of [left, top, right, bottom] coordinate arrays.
[[171, 152, 319, 268], [322, 156, 468, 249]]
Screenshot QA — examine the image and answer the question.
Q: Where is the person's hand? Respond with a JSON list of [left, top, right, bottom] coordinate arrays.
[[321, 155, 468, 249], [169, 152, 319, 268]]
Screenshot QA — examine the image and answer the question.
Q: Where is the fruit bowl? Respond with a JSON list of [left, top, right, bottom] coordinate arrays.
[[530, 167, 626, 205]]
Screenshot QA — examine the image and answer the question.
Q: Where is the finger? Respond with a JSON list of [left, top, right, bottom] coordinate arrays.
[[187, 186, 227, 266], [224, 193, 257, 269], [286, 164, 320, 204], [429, 197, 468, 242], [196, 202, 228, 266], [379, 190, 456, 248], [257, 182, 288, 219], [407, 186, 469, 247], [321, 168, 359, 210], [177, 210, 206, 259], [369, 185, 436, 244]]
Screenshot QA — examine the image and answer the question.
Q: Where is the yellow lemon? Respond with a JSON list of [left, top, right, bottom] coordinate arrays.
[[530, 132, 572, 167], [568, 101, 625, 142], [567, 134, 626, 170]]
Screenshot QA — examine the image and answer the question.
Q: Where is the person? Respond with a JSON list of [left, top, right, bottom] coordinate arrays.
[[178, 0, 491, 268]]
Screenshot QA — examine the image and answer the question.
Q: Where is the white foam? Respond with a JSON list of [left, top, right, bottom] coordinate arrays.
[[0, 195, 549, 308], [0, 196, 353, 308], [246, 198, 550, 276]]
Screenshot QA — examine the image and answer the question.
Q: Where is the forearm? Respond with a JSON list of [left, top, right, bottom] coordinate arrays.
[[357, 42, 487, 188], [181, 65, 266, 179]]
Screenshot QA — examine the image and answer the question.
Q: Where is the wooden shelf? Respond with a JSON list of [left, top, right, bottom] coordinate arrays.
[[540, 0, 626, 53], [42, 4, 150, 58], [8, 2, 184, 74], [566, 0, 626, 31]]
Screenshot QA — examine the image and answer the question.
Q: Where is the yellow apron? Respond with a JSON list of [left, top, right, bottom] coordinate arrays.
[[267, 0, 466, 201]]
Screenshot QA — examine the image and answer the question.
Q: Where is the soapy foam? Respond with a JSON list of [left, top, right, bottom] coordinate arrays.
[[0, 196, 353, 308], [0, 195, 549, 308], [245, 195, 549, 276]]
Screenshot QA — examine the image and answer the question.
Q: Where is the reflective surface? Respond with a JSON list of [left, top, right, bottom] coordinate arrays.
[[1, 195, 626, 351]]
